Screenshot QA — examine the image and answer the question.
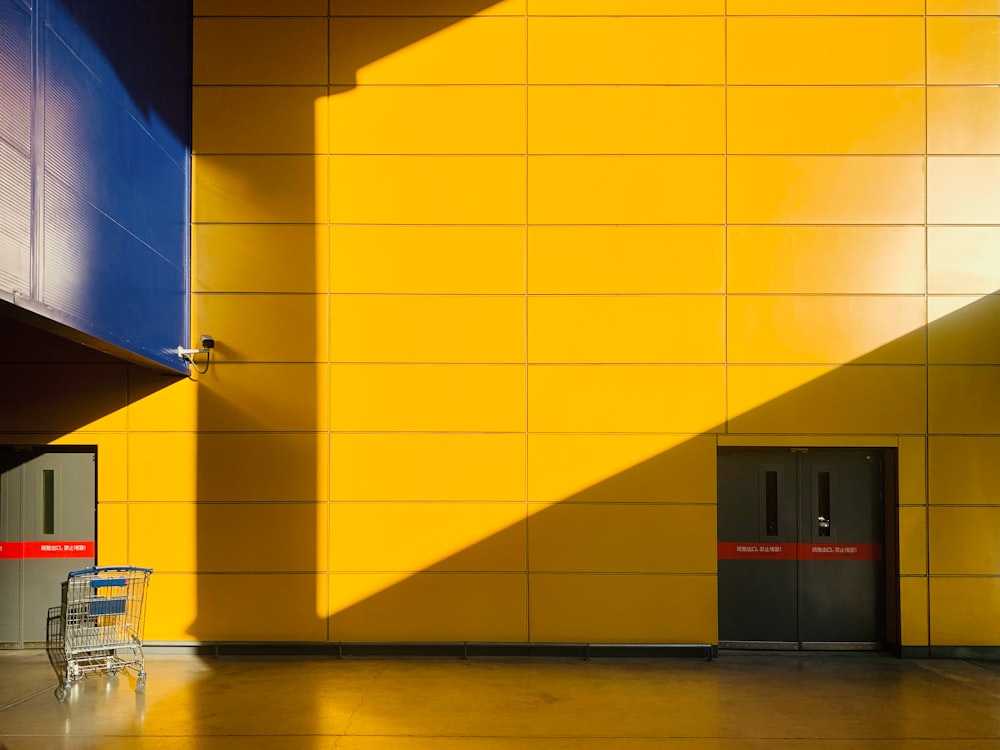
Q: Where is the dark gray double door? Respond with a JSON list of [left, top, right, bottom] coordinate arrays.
[[718, 448, 884, 650]]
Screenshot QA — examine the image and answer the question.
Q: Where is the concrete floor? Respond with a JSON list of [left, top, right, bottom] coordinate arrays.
[[2, 651, 1000, 749]]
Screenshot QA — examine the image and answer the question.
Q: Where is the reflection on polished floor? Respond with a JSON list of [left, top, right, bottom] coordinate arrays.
[[2, 650, 1000, 749]]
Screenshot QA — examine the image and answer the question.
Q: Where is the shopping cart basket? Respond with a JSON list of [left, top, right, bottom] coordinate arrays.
[[55, 566, 153, 702]]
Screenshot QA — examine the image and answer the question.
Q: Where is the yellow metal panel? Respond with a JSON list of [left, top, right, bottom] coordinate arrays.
[[728, 157, 925, 225], [130, 503, 327, 573], [129, 432, 329, 502], [195, 364, 329, 432], [728, 87, 924, 155], [193, 155, 328, 224], [194, 18, 328, 85], [128, 433, 196, 502], [528, 365, 725, 433], [96, 503, 128, 567], [126, 372, 197, 432], [528, 86, 724, 155], [331, 433, 526, 501], [194, 224, 330, 294], [929, 437, 1000, 506], [528, 226, 724, 295], [898, 436, 926, 506], [928, 87, 1000, 154], [529, 17, 722, 84], [196, 0, 327, 14], [928, 227, 1000, 294], [194, 87, 327, 155], [528, 504, 716, 574], [728, 365, 927, 435], [329, 156, 525, 225], [929, 296, 1000, 365], [90, 434, 128, 504], [727, 296, 926, 365], [332, 0, 526, 13], [730, 0, 923, 10], [929, 507, 1000, 576], [728, 227, 925, 295], [146, 574, 327, 642], [528, 434, 717, 503], [899, 577, 929, 646], [528, 0, 723, 12], [329, 502, 525, 572], [529, 574, 716, 643], [529, 156, 724, 225], [330, 86, 525, 155], [928, 17, 1000, 84], [204, 433, 328, 502], [929, 366, 1000, 434], [330, 17, 526, 85], [329, 573, 528, 642], [930, 578, 1000, 645], [727, 17, 924, 85], [143, 574, 198, 641], [330, 226, 523, 294], [0, 364, 127, 433], [928, 157, 1000, 224], [330, 296, 524, 363], [330, 364, 525, 431], [928, 0, 1000, 11], [195, 294, 328, 363], [528, 296, 723, 364], [898, 507, 927, 576]]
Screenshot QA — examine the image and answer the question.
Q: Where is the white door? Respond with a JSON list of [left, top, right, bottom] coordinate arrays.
[[0, 449, 96, 647]]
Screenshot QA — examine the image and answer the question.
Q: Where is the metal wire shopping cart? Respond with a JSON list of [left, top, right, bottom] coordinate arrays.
[[54, 566, 153, 702]]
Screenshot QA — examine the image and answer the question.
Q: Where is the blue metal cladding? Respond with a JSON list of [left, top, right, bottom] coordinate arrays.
[[0, 0, 191, 373], [0, 0, 32, 298]]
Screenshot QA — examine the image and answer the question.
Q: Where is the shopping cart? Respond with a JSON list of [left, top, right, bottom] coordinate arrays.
[[54, 566, 153, 702]]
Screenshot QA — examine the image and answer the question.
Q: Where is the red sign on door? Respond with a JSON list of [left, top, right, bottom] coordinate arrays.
[[0, 541, 95, 559], [717, 542, 797, 560], [798, 543, 881, 561], [718, 542, 881, 561]]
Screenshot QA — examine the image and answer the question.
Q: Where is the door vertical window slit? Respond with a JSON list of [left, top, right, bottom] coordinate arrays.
[[765, 470, 779, 536], [817, 471, 831, 537], [41, 469, 54, 536]]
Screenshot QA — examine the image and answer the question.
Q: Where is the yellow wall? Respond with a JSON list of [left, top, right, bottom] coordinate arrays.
[[7, 1, 1000, 648]]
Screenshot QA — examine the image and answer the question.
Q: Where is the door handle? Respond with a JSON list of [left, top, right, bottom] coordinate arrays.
[[818, 515, 831, 536]]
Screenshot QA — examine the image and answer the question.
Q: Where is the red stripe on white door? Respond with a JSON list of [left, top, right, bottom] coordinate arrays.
[[0, 541, 95, 559]]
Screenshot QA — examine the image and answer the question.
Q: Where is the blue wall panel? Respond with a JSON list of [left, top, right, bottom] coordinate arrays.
[[0, 0, 32, 298], [44, 32, 186, 260], [0, 0, 191, 373], [43, 179, 186, 356]]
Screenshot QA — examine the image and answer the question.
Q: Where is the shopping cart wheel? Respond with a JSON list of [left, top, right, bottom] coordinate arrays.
[[135, 672, 146, 694], [55, 685, 68, 702]]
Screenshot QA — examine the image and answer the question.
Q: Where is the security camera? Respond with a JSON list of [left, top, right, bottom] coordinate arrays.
[[177, 334, 216, 372]]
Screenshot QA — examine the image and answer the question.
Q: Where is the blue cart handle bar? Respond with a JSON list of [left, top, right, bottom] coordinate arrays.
[[68, 566, 154, 577]]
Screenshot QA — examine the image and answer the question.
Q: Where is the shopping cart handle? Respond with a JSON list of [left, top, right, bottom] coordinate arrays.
[[68, 565, 154, 577]]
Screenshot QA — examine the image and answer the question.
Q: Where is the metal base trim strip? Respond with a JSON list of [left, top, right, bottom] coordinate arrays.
[[133, 641, 719, 660], [721, 641, 883, 652]]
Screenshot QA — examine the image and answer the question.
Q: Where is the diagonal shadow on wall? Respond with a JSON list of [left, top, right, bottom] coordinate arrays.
[[0, 314, 179, 449], [323, 290, 999, 647], [187, 0, 517, 646], [185, 1, 1000, 652]]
